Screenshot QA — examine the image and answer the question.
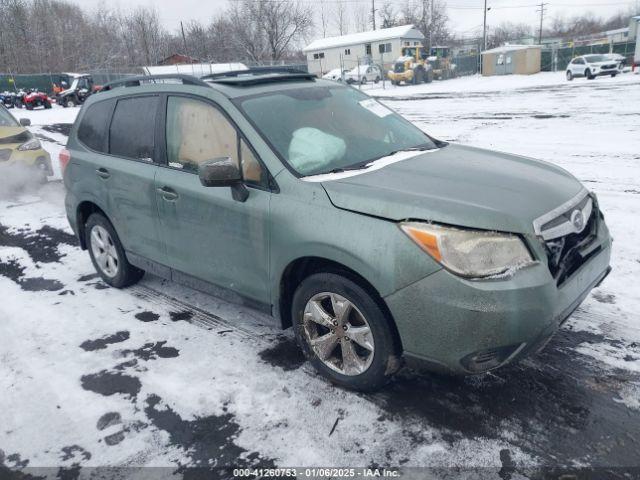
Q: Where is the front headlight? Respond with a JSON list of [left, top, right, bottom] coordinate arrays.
[[400, 222, 536, 278], [17, 138, 41, 151]]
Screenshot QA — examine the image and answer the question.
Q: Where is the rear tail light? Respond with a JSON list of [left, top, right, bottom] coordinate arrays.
[[59, 148, 71, 174]]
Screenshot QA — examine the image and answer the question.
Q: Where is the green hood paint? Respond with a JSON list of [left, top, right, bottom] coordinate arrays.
[[320, 143, 583, 234]]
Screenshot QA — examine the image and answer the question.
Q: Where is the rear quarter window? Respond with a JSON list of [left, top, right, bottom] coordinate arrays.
[[77, 100, 114, 152], [109, 96, 159, 161]]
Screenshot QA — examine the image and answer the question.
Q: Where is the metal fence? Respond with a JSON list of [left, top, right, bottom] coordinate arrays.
[[541, 40, 637, 72], [0, 71, 139, 94], [451, 54, 480, 77]]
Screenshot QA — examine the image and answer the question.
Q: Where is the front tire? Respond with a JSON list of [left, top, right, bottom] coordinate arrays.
[[586, 69, 596, 80], [292, 273, 399, 391], [85, 213, 144, 288]]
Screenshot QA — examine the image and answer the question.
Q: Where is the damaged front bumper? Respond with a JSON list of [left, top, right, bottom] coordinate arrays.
[[384, 219, 612, 375]]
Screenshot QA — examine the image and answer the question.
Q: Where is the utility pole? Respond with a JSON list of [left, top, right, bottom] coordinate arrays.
[[537, 2, 549, 45], [482, 0, 488, 52], [180, 21, 188, 56], [372, 0, 376, 30], [429, 0, 434, 51]]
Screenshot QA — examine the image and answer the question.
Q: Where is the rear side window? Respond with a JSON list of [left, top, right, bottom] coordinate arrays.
[[77, 100, 113, 152], [109, 96, 158, 161]]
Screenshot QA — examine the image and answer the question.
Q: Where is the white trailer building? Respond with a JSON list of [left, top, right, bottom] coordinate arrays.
[[632, 16, 640, 67], [303, 25, 425, 76]]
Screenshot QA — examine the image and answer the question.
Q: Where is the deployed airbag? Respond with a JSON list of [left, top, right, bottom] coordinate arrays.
[[288, 127, 346, 174]]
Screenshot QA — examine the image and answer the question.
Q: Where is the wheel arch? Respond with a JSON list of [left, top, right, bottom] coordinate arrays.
[[277, 255, 403, 353], [76, 200, 109, 250]]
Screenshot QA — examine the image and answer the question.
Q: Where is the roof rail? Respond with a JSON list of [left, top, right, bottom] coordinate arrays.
[[100, 74, 210, 92], [201, 67, 310, 81]]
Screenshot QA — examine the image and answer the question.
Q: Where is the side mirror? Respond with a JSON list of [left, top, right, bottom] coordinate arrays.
[[198, 158, 250, 202], [19, 118, 31, 127], [198, 157, 241, 187]]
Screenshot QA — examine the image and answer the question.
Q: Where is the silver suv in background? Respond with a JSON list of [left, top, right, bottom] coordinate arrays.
[[566, 55, 620, 80]]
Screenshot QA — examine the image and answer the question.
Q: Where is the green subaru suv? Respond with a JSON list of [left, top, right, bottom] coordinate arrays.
[[62, 71, 612, 391]]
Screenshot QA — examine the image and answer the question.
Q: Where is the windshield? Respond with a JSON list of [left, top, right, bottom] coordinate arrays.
[[0, 106, 19, 127], [237, 85, 438, 176], [585, 55, 607, 62]]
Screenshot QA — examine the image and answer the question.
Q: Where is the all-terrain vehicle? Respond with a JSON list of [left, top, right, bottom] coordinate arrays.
[[0, 91, 16, 109], [57, 74, 96, 108], [22, 89, 52, 110]]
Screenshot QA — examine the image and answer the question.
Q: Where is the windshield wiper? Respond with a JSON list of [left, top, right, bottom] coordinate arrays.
[[319, 145, 436, 176]]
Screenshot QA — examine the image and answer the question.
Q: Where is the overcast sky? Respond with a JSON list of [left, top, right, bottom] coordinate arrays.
[[74, 0, 638, 39]]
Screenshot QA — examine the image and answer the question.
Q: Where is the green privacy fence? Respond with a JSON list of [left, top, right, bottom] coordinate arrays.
[[0, 74, 56, 93], [541, 40, 637, 72], [452, 54, 480, 76], [0, 72, 137, 94]]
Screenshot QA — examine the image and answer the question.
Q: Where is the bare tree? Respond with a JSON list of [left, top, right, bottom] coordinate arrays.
[[259, 0, 314, 61], [319, 0, 329, 38], [351, 2, 370, 33], [379, 1, 398, 29], [333, 0, 349, 36], [487, 22, 532, 49]]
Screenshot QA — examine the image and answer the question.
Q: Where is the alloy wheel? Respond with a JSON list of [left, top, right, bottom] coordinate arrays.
[[90, 225, 119, 278], [302, 292, 375, 376]]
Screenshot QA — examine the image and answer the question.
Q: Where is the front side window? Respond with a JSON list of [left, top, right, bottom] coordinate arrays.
[[237, 86, 438, 177], [109, 96, 158, 160], [166, 96, 238, 173], [165, 96, 266, 187], [77, 100, 113, 152]]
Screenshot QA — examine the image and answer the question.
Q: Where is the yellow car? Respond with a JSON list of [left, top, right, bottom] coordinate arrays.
[[0, 104, 53, 182]]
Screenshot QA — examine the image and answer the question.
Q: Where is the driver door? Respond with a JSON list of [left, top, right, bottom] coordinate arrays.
[[155, 95, 272, 307]]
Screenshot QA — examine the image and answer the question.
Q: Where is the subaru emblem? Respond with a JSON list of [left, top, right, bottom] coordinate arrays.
[[570, 209, 585, 232]]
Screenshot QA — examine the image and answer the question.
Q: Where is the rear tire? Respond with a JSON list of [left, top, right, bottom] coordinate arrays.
[[566, 70, 573, 81], [44, 100, 52, 109], [292, 272, 399, 391], [85, 213, 144, 288]]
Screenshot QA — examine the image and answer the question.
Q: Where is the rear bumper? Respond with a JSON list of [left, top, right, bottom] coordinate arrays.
[[385, 225, 612, 375]]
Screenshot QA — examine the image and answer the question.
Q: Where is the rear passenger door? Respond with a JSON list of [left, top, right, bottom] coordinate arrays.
[[74, 96, 163, 265], [102, 95, 164, 264], [154, 95, 272, 307]]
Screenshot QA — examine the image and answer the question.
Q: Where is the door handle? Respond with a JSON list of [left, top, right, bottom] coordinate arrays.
[[157, 186, 179, 201], [96, 167, 110, 179]]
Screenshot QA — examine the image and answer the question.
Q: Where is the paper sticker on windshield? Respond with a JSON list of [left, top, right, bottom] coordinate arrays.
[[359, 99, 392, 118]]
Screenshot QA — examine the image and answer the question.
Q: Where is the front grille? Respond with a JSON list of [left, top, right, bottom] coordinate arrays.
[[544, 202, 600, 286], [0, 148, 12, 161], [602, 64, 616, 69]]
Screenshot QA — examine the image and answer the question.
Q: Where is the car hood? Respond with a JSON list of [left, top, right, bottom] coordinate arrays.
[[319, 144, 584, 234], [0, 126, 30, 145], [588, 61, 616, 67]]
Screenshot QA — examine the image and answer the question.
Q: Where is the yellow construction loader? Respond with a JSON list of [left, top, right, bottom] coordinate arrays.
[[428, 46, 456, 80], [387, 45, 433, 85]]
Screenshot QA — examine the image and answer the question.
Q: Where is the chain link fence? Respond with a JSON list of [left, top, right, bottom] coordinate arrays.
[[542, 40, 637, 72]]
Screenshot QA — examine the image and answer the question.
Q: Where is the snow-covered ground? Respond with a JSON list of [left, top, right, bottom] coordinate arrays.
[[1, 72, 639, 477]]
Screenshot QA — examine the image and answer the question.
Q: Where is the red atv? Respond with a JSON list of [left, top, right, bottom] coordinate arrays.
[[18, 89, 52, 110]]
